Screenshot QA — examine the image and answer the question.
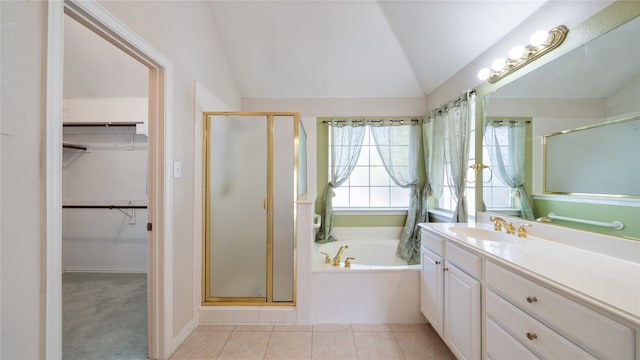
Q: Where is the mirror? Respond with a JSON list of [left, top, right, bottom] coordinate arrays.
[[544, 117, 640, 197], [482, 11, 640, 238]]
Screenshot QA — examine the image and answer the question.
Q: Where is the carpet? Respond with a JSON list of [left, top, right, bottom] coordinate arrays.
[[63, 272, 147, 360]]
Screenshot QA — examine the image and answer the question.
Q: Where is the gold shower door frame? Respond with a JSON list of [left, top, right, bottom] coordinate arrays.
[[202, 112, 299, 306]]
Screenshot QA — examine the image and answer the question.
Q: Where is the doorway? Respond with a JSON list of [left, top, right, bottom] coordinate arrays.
[[61, 13, 149, 359], [46, 1, 173, 358]]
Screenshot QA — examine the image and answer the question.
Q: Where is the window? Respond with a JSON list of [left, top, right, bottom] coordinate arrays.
[[331, 126, 410, 209]]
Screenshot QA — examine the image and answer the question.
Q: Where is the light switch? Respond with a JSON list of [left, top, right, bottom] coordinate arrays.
[[173, 161, 182, 178]]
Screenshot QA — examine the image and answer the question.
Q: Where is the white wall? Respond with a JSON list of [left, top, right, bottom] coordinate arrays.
[[1, 1, 242, 358], [1, 1, 45, 358]]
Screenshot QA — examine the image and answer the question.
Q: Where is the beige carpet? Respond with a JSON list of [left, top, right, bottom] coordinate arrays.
[[63, 272, 147, 359]]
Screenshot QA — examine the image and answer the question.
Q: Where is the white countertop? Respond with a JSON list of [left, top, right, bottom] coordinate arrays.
[[420, 222, 640, 327]]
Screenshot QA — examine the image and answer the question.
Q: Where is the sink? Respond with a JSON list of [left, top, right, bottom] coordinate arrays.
[[448, 226, 514, 242]]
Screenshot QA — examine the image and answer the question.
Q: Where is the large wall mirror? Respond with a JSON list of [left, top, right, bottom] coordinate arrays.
[[481, 7, 639, 238]]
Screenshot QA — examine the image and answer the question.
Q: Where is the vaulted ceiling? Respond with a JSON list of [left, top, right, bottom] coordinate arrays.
[[209, 0, 548, 98], [64, 0, 553, 100]]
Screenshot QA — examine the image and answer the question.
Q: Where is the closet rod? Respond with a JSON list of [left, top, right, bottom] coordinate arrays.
[[63, 143, 88, 151], [62, 205, 147, 209], [63, 122, 142, 127]]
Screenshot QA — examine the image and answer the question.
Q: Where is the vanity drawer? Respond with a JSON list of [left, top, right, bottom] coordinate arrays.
[[486, 261, 634, 359], [486, 317, 539, 360], [487, 290, 596, 359], [445, 241, 481, 279], [421, 228, 443, 256]]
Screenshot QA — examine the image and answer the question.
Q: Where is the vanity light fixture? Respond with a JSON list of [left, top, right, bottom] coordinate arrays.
[[477, 25, 569, 83]]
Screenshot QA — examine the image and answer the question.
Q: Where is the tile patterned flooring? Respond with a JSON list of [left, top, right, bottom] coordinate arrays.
[[170, 323, 456, 360]]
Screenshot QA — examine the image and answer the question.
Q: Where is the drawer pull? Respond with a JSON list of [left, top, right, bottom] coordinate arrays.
[[526, 332, 538, 341], [526, 295, 538, 303]]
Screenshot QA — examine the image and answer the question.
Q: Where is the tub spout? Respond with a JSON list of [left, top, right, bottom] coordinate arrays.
[[332, 245, 349, 266]]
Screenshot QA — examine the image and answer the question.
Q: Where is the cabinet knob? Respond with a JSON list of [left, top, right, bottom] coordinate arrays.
[[435, 260, 441, 265], [526, 332, 538, 341], [443, 267, 449, 271], [526, 295, 538, 303]]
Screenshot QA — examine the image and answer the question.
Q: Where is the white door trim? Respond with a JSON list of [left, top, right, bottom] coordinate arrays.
[[45, 1, 174, 358]]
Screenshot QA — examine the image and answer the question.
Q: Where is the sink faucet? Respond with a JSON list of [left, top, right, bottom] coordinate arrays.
[[332, 245, 349, 266], [517, 224, 533, 238], [490, 216, 516, 234]]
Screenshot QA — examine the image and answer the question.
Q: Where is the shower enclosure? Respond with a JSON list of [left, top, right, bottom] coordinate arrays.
[[202, 112, 304, 305]]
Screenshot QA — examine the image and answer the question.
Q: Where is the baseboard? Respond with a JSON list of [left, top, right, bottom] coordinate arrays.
[[63, 267, 147, 274], [170, 317, 197, 358]]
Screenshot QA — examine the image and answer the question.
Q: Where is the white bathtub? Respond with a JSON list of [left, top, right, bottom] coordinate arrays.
[[311, 238, 424, 324], [313, 239, 418, 269]]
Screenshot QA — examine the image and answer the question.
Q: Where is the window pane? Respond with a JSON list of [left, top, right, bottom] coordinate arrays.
[[333, 186, 349, 207], [350, 187, 369, 207], [370, 147, 384, 166], [350, 167, 369, 186], [370, 166, 389, 186], [356, 147, 370, 166], [390, 187, 410, 207], [370, 187, 390, 207]]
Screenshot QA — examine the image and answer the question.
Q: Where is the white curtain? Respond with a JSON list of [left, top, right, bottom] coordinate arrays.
[[484, 119, 534, 219], [370, 121, 421, 264], [444, 91, 475, 222], [316, 121, 365, 243]]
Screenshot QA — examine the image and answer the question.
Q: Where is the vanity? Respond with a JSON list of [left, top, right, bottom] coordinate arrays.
[[419, 214, 640, 360]]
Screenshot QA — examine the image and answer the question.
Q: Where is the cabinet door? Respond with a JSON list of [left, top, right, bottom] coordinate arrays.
[[444, 263, 481, 360], [421, 247, 444, 337]]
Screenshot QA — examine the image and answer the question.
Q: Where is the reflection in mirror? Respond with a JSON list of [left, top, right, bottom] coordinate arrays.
[[544, 116, 640, 197], [481, 13, 640, 239]]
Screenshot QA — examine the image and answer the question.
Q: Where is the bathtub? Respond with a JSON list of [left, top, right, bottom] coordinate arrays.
[[311, 238, 424, 324]]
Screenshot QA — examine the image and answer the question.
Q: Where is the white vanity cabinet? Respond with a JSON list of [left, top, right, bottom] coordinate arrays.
[[486, 260, 635, 360], [421, 229, 481, 360]]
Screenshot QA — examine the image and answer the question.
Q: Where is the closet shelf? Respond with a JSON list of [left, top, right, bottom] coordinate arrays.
[[63, 122, 143, 127]]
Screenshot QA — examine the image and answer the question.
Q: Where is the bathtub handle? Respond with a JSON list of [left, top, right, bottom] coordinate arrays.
[[345, 257, 356, 268], [320, 252, 331, 264]]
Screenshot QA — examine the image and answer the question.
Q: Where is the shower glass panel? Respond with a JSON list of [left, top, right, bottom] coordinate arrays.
[[203, 112, 300, 305], [273, 116, 294, 302], [208, 115, 267, 299]]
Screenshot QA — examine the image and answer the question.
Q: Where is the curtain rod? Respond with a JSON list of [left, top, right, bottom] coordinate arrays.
[[321, 118, 421, 125], [430, 89, 477, 115]]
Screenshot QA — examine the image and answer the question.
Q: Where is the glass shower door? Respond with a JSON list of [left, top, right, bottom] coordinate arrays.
[[207, 115, 267, 300]]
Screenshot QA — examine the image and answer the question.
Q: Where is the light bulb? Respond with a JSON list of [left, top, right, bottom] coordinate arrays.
[[508, 45, 526, 60], [477, 68, 491, 80], [529, 30, 549, 46], [491, 58, 506, 71]]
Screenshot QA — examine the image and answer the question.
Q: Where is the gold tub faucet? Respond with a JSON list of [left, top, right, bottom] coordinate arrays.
[[490, 216, 516, 234], [332, 245, 349, 266]]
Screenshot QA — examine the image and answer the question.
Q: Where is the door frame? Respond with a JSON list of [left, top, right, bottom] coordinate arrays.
[[45, 1, 174, 358]]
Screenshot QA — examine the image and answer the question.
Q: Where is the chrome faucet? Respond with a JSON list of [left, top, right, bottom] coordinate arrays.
[[490, 216, 516, 234], [332, 245, 349, 266]]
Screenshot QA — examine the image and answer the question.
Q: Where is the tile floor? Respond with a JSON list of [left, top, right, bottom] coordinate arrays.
[[170, 323, 456, 360]]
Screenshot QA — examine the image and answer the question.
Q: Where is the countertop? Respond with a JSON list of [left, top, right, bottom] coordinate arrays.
[[419, 222, 640, 327]]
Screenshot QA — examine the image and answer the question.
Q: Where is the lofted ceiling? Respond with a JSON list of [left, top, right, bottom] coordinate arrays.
[[209, 0, 549, 98], [64, 0, 553, 100]]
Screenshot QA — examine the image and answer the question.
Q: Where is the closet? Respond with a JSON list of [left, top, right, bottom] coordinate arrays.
[[203, 112, 304, 305]]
